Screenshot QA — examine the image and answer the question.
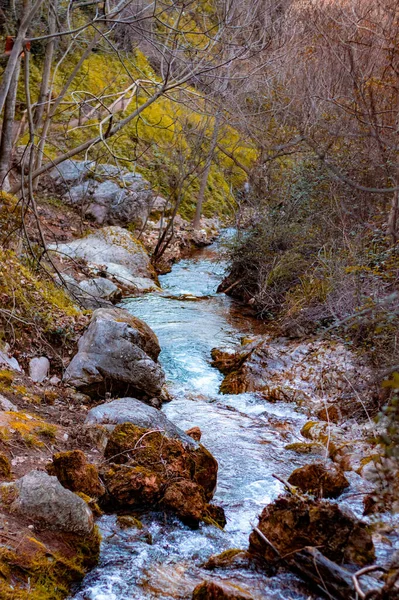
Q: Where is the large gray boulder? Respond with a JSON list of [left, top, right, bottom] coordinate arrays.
[[0, 470, 93, 535], [63, 308, 165, 399], [56, 162, 155, 227], [86, 397, 197, 447], [49, 226, 156, 286], [49, 159, 94, 184]]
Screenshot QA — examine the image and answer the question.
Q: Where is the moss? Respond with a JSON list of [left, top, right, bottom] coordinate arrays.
[[284, 442, 324, 454], [0, 453, 11, 479], [0, 370, 14, 386], [300, 421, 319, 439], [0, 526, 101, 599], [116, 515, 143, 529]]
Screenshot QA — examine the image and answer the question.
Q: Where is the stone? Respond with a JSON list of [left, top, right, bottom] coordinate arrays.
[[85, 397, 196, 447], [316, 404, 342, 423], [100, 422, 219, 524], [162, 480, 207, 525], [186, 426, 202, 442], [49, 376, 61, 386], [0, 350, 21, 372], [0, 394, 17, 411], [29, 357, 50, 383], [63, 307, 165, 399], [249, 495, 375, 566], [49, 226, 156, 283], [49, 159, 93, 184], [47, 450, 105, 498], [287, 462, 349, 499], [192, 581, 254, 600], [104, 264, 160, 294], [203, 550, 249, 570], [0, 470, 94, 535], [78, 277, 121, 302]]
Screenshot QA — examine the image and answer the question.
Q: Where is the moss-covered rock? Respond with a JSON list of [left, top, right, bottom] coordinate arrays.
[[48, 450, 105, 498], [192, 580, 254, 600], [101, 422, 220, 526], [287, 462, 349, 499], [249, 495, 375, 566]]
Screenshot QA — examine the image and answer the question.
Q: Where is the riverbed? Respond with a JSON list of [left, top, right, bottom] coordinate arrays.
[[71, 235, 336, 600]]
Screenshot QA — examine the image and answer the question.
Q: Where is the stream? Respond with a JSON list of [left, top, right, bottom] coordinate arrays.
[[72, 233, 342, 600]]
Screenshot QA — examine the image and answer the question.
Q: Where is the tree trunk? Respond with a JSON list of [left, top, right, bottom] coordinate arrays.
[[33, 0, 57, 130], [193, 111, 221, 230], [0, 55, 21, 189]]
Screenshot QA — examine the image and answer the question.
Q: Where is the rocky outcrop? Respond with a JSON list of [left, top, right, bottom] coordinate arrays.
[[85, 397, 196, 446], [287, 462, 349, 499], [0, 470, 94, 535], [63, 308, 165, 400], [192, 581, 254, 600], [47, 450, 105, 498], [49, 226, 159, 295], [249, 495, 374, 566], [50, 160, 157, 228], [100, 422, 221, 526]]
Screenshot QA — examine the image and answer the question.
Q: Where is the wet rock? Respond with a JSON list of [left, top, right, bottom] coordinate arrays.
[[284, 442, 325, 455], [0, 452, 11, 479], [316, 404, 342, 423], [210, 347, 241, 375], [287, 462, 349, 499], [29, 356, 50, 383], [186, 426, 202, 442], [63, 308, 165, 399], [163, 480, 207, 525], [116, 515, 143, 529], [85, 397, 196, 446], [0, 470, 94, 535], [49, 226, 156, 284], [47, 450, 105, 498], [203, 549, 250, 570], [192, 580, 254, 600], [101, 422, 219, 524], [101, 264, 160, 295], [205, 504, 226, 528], [249, 495, 374, 566]]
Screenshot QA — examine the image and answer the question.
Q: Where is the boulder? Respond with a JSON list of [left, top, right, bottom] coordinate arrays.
[[287, 462, 349, 499], [0, 470, 94, 535], [47, 450, 105, 498], [60, 167, 154, 227], [100, 422, 219, 525], [29, 356, 50, 383], [63, 307, 165, 399], [186, 426, 202, 442], [49, 159, 93, 184], [49, 226, 156, 284], [0, 349, 21, 372], [85, 397, 196, 447], [192, 581, 254, 600], [249, 495, 374, 566], [103, 264, 160, 294]]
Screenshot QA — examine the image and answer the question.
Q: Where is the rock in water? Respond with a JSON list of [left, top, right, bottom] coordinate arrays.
[[287, 462, 349, 499], [186, 426, 202, 442], [192, 581, 254, 600], [85, 397, 196, 446], [249, 495, 374, 566], [0, 470, 94, 535], [100, 422, 221, 526], [63, 308, 165, 399], [29, 356, 50, 383]]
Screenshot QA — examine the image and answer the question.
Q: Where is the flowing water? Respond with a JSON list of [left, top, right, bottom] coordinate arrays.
[[72, 234, 338, 600]]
